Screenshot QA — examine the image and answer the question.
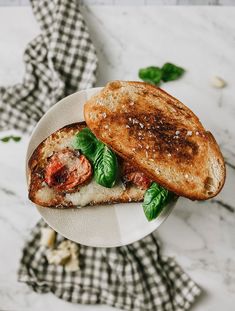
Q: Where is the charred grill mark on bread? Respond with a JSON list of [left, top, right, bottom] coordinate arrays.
[[106, 112, 200, 162], [84, 80, 226, 200]]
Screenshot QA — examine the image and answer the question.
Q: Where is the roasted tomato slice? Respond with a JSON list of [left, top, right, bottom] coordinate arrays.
[[122, 161, 152, 190], [124, 172, 152, 190], [45, 149, 92, 192]]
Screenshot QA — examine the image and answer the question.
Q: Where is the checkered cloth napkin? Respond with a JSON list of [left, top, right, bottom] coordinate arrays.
[[0, 0, 97, 133], [0, 0, 201, 310], [19, 220, 200, 311]]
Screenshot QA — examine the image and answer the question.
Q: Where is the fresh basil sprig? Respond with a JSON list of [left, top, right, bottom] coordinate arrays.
[[73, 128, 98, 162], [139, 66, 162, 85], [94, 144, 118, 188], [161, 63, 185, 82], [143, 182, 172, 221], [139, 62, 185, 86], [1, 135, 21, 143], [73, 128, 118, 188]]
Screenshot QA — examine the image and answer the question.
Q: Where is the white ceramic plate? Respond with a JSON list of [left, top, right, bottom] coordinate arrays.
[[26, 87, 176, 247]]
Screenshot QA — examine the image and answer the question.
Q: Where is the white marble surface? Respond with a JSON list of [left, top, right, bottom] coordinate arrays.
[[0, 0, 235, 6], [0, 5, 235, 311]]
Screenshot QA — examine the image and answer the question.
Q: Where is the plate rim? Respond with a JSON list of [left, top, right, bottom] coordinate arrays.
[[26, 87, 176, 247]]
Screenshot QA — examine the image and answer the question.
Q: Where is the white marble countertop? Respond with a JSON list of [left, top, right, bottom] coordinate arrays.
[[0, 5, 235, 311], [0, 0, 234, 7]]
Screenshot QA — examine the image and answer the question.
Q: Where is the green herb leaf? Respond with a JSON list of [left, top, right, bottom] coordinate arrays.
[[1, 135, 21, 143], [73, 128, 118, 188], [1, 136, 11, 142], [143, 182, 172, 221], [94, 144, 118, 188], [161, 62, 185, 82], [12, 136, 21, 142], [138, 66, 162, 85], [73, 128, 98, 161], [138, 63, 185, 85]]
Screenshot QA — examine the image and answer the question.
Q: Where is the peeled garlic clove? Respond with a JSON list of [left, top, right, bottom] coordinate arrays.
[[211, 76, 226, 88]]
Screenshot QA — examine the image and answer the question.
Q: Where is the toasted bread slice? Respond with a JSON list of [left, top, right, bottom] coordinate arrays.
[[84, 81, 225, 200], [28, 122, 145, 208]]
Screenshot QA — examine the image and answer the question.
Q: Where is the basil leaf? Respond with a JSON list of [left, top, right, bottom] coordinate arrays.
[[139, 63, 185, 85], [94, 144, 118, 188], [138, 66, 162, 85], [143, 182, 171, 221], [12, 136, 21, 142], [1, 135, 21, 143], [1, 136, 11, 142], [73, 128, 118, 188], [161, 62, 185, 82], [73, 128, 98, 161]]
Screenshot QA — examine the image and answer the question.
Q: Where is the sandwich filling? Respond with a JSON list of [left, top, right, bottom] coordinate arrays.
[[44, 148, 150, 193], [45, 149, 92, 192], [29, 124, 173, 221], [121, 161, 152, 190]]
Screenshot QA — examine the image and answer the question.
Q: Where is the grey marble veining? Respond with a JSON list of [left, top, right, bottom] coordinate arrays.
[[0, 5, 235, 311]]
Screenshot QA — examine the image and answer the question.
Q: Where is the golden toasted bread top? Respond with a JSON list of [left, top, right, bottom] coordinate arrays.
[[84, 80, 226, 200]]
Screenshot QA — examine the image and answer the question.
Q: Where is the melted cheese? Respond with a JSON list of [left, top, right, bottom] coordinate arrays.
[[36, 186, 55, 203], [42, 135, 74, 159], [66, 179, 125, 207], [35, 179, 144, 207]]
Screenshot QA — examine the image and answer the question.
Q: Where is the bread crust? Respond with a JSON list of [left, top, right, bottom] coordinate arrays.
[[84, 80, 226, 200], [28, 122, 145, 208]]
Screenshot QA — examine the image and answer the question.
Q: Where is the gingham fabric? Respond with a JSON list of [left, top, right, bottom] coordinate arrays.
[[0, 0, 97, 133], [18, 220, 201, 311], [1, 0, 201, 309]]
